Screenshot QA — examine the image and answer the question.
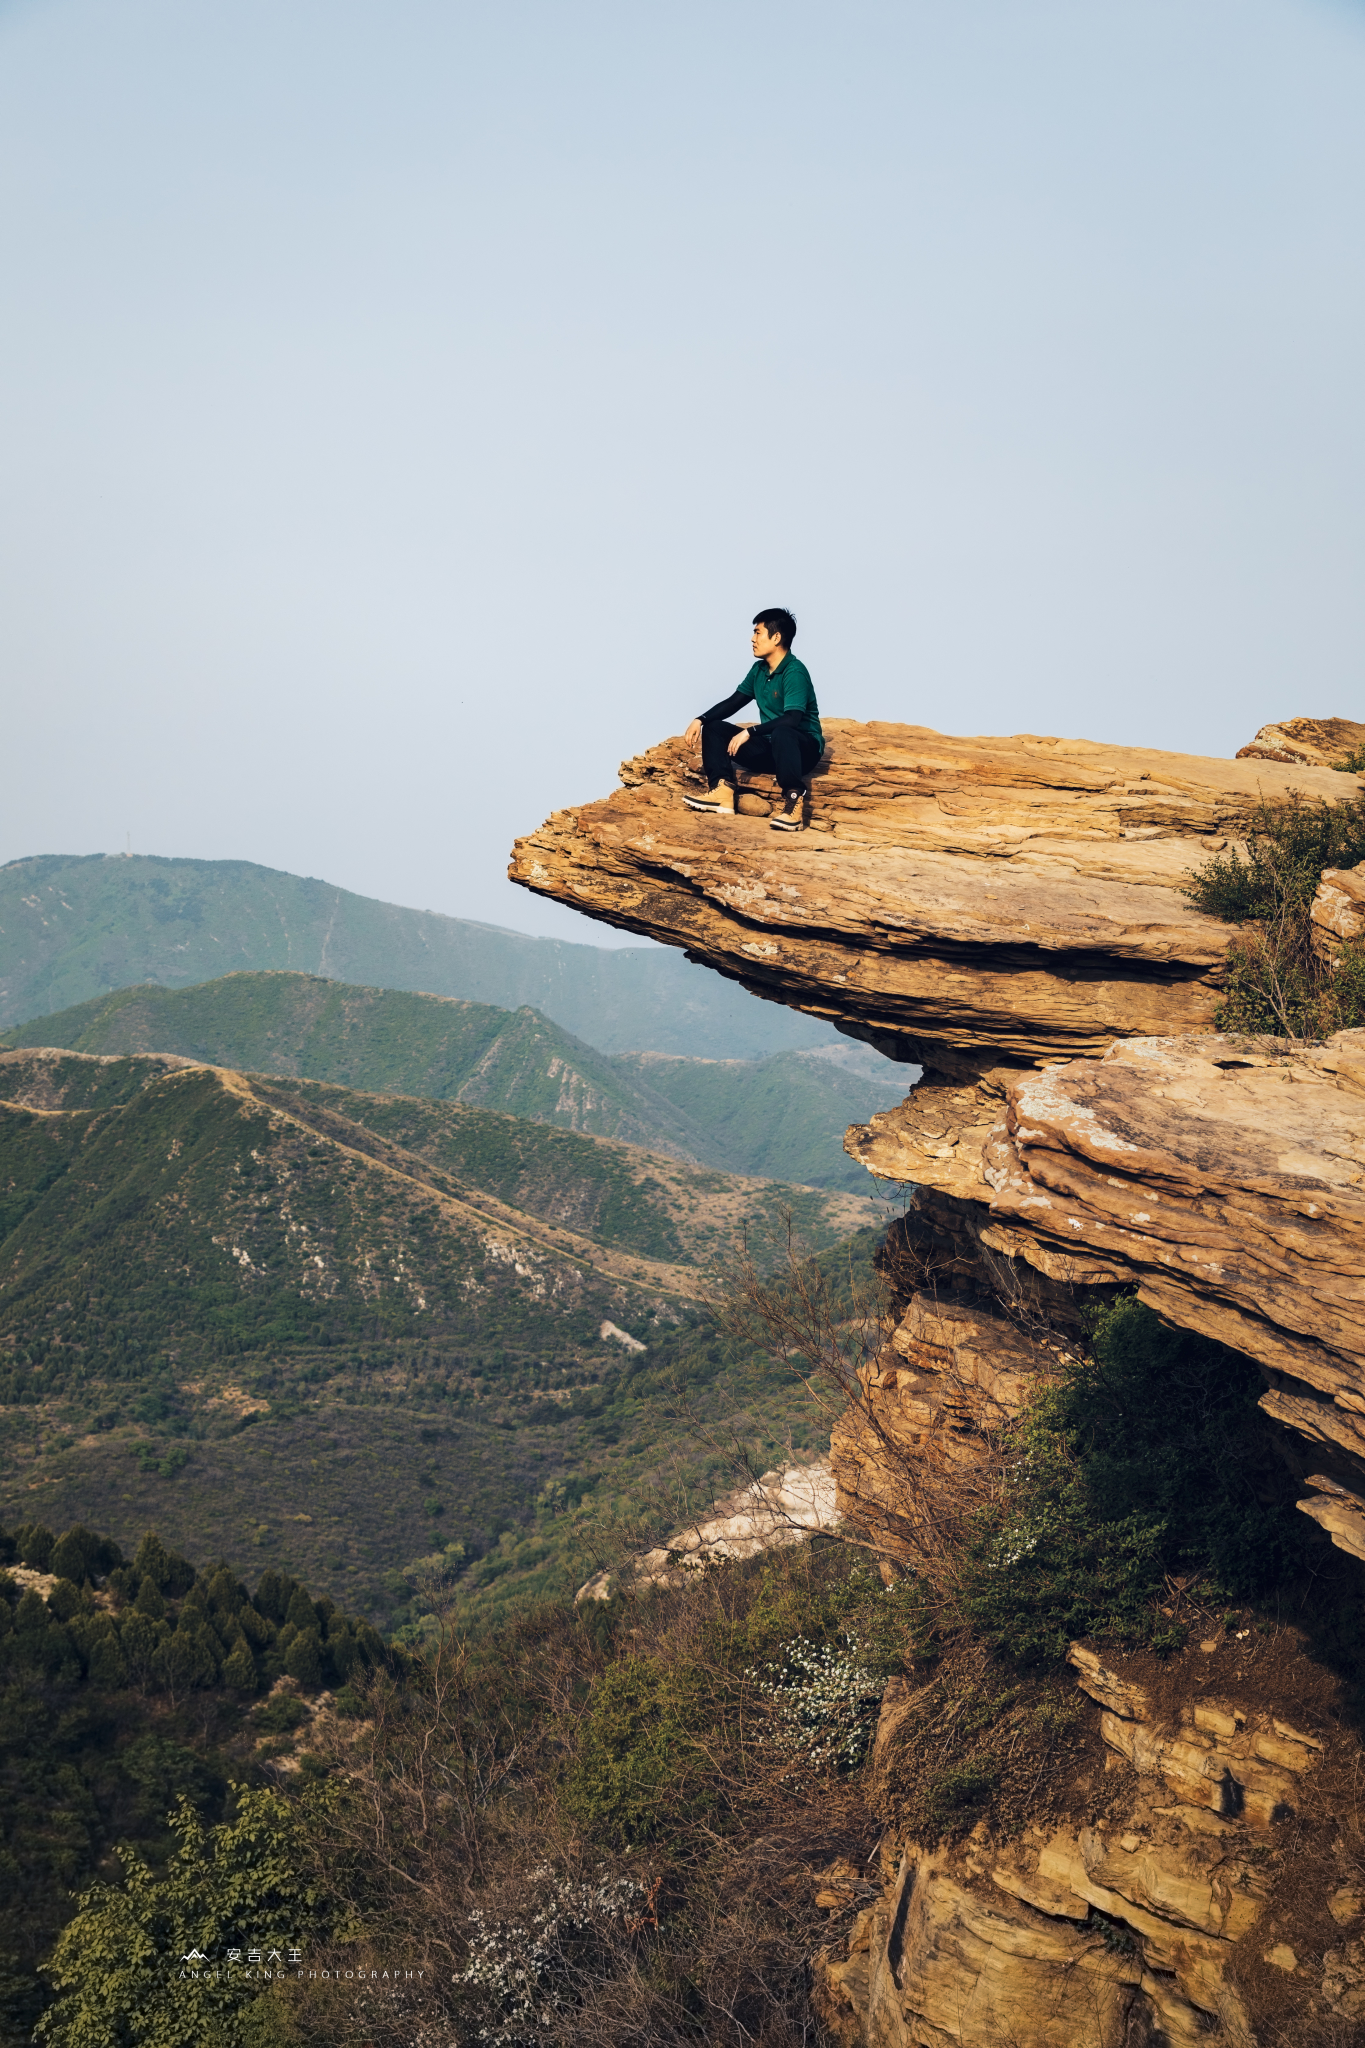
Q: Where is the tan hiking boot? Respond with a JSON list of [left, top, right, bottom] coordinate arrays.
[[682, 782, 736, 815], [769, 787, 807, 831]]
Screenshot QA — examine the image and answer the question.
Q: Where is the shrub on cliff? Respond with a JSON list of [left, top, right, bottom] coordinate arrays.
[[1183, 790, 1365, 1036], [958, 1298, 1307, 1665]]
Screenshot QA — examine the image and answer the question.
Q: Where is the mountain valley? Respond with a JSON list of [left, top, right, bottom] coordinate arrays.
[[0, 1046, 875, 1626], [1, 968, 910, 1193]]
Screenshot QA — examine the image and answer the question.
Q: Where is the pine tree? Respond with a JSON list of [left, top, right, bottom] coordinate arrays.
[[134, 1576, 167, 1620], [222, 1638, 258, 1692], [86, 1631, 129, 1688], [283, 1627, 323, 1690]]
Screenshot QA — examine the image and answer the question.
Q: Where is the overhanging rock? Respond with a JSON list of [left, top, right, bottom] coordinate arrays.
[[511, 720, 1365, 1548], [510, 722, 1352, 1070]]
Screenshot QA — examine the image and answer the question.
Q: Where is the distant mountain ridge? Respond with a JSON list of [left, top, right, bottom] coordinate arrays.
[[0, 1044, 869, 1427], [1, 971, 908, 1191], [0, 852, 839, 1056]]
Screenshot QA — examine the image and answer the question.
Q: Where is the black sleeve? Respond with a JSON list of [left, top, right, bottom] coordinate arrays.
[[753, 706, 807, 736], [698, 691, 747, 724]]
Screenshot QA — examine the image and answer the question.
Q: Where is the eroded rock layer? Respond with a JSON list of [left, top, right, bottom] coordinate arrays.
[[511, 723, 1354, 1071], [1236, 715, 1365, 768], [847, 1030, 1365, 1545], [516, 721, 1365, 2043], [816, 1636, 1360, 2048]]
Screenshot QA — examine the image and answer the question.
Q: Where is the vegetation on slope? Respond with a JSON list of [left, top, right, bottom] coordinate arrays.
[[0, 1047, 878, 1623], [0, 979, 704, 1156], [10, 1252, 1365, 2048], [2, 971, 908, 1192], [0, 1520, 393, 2045], [0, 1050, 870, 1396], [0, 853, 837, 1057], [1183, 790, 1365, 1037], [957, 1296, 1314, 1664], [27, 1280, 1365, 2048], [0, 1291, 844, 1636], [612, 1045, 909, 1190]]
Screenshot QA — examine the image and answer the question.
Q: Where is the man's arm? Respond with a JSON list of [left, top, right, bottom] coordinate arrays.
[[684, 686, 753, 753], [750, 706, 808, 735], [698, 689, 750, 723]]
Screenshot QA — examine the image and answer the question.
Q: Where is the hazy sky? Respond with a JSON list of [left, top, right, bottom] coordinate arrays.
[[2, 0, 1362, 942]]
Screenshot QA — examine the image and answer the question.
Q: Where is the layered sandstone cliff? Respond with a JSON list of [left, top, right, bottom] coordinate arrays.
[[512, 718, 1365, 2046], [511, 722, 1365, 1536], [815, 1633, 1364, 2048], [510, 721, 1354, 1070]]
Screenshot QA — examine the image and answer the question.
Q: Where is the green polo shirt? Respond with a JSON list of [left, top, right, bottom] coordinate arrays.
[[735, 654, 823, 752]]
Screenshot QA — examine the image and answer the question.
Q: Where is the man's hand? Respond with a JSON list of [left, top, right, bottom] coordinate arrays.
[[684, 718, 703, 751], [727, 728, 751, 758]]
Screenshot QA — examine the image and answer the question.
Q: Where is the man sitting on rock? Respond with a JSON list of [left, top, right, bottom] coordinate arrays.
[[682, 607, 824, 832]]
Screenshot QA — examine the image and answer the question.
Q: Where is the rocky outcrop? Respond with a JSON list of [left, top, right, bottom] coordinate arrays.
[[515, 723, 1365, 2045], [512, 719, 1365, 1541], [854, 1030, 1365, 1550], [511, 723, 1355, 1072], [574, 1457, 840, 1601], [1236, 716, 1365, 769], [815, 1635, 1359, 2047], [1313, 867, 1365, 962], [829, 1291, 1052, 1564]]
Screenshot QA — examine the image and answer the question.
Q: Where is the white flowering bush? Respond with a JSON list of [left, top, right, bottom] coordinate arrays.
[[457, 1866, 647, 2046], [747, 1633, 881, 1772]]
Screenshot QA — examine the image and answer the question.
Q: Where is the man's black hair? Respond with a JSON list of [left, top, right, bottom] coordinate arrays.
[[753, 607, 797, 648]]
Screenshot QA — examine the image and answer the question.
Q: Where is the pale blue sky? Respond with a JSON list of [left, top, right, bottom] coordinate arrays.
[[2, 0, 1362, 940]]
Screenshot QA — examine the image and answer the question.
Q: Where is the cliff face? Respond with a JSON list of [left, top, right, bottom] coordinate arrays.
[[816, 1633, 1365, 2048], [512, 718, 1365, 2045], [512, 721, 1365, 1534]]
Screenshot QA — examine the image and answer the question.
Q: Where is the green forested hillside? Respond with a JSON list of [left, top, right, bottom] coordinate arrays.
[[11, 1289, 1350, 2048], [2, 970, 909, 1191], [0, 1049, 875, 1624], [0, 975, 712, 1160], [0, 1518, 395, 2046], [0, 853, 837, 1056]]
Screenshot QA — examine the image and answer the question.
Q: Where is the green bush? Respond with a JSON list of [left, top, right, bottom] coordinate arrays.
[[49, 1526, 122, 1585], [562, 1654, 710, 1848], [1186, 791, 1365, 923], [959, 1298, 1307, 1666], [283, 1629, 324, 1690], [1183, 792, 1365, 1036], [920, 1759, 1000, 1832], [254, 1694, 309, 1735], [15, 1524, 54, 1571], [133, 1533, 196, 1597], [222, 1639, 259, 1692], [36, 1788, 329, 2048]]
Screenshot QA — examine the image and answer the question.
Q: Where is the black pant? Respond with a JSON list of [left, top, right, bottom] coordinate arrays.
[[702, 721, 821, 794]]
